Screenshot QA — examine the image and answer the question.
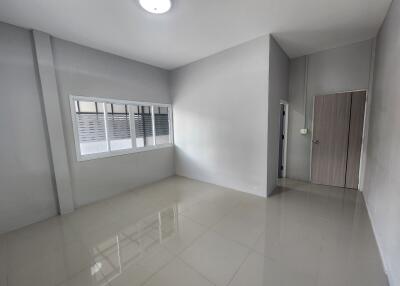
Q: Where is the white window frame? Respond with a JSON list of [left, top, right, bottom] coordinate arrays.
[[69, 95, 174, 162]]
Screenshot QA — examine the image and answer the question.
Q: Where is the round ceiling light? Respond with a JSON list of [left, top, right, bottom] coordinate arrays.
[[139, 0, 172, 14]]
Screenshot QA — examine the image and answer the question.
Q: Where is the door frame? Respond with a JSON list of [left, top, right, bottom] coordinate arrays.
[[309, 89, 369, 190], [280, 100, 289, 178]]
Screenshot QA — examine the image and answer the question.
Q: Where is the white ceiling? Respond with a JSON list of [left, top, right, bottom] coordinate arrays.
[[0, 0, 391, 69]]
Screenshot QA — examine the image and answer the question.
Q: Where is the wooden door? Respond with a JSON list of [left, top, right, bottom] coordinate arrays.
[[311, 93, 352, 187], [345, 91, 366, 189]]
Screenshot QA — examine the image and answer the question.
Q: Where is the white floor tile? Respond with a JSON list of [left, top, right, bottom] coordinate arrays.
[[156, 215, 207, 255], [180, 200, 232, 227], [0, 177, 388, 286], [180, 231, 250, 286], [143, 258, 214, 286], [7, 247, 68, 286], [58, 267, 109, 286], [228, 251, 280, 286], [212, 204, 266, 247], [110, 245, 173, 286]]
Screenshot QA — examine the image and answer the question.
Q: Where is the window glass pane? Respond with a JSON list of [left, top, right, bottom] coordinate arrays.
[[154, 106, 170, 145], [79, 101, 97, 113], [106, 103, 112, 113], [133, 105, 154, 148], [75, 100, 108, 155], [97, 102, 104, 113], [106, 103, 132, 151], [142, 106, 150, 114], [113, 104, 126, 114]]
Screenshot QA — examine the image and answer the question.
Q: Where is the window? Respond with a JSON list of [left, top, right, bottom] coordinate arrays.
[[106, 103, 133, 151], [74, 100, 108, 156], [70, 96, 173, 161], [133, 105, 154, 148], [154, 106, 171, 145]]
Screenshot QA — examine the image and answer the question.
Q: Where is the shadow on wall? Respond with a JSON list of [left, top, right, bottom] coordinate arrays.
[[174, 146, 205, 180]]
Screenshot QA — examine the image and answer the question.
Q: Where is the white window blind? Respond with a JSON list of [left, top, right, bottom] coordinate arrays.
[[70, 96, 173, 161], [154, 106, 171, 145], [75, 100, 108, 156], [105, 103, 133, 151], [133, 105, 154, 148]]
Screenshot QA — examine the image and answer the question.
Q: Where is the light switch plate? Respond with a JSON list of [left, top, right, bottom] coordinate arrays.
[[300, 128, 308, 135]]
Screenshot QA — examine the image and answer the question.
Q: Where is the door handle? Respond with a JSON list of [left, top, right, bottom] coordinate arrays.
[[312, 139, 320, 144]]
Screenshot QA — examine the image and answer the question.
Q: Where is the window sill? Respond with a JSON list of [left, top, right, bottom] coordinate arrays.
[[76, 144, 174, 162]]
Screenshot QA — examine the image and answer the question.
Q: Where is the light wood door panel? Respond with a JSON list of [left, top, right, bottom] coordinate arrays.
[[345, 91, 366, 189], [311, 93, 352, 187]]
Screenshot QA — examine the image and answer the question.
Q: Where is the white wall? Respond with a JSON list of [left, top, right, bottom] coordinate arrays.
[[0, 23, 58, 233], [52, 38, 175, 207], [287, 40, 373, 181], [267, 36, 289, 195], [171, 36, 270, 197], [363, 0, 400, 284]]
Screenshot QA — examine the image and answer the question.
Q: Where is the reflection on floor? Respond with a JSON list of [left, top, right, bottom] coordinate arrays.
[[0, 177, 388, 286]]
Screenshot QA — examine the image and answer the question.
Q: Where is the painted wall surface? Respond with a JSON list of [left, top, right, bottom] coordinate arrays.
[[286, 57, 309, 181], [267, 36, 289, 195], [363, 0, 400, 284], [52, 38, 174, 207], [0, 23, 58, 233], [33, 31, 75, 214], [171, 36, 269, 197], [287, 40, 373, 181]]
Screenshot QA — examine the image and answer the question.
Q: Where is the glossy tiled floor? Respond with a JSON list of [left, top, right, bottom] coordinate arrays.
[[0, 177, 388, 286]]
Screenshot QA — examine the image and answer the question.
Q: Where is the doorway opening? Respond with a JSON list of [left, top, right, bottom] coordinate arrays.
[[278, 100, 289, 178]]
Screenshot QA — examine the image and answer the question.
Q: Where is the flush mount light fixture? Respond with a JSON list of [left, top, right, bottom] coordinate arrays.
[[139, 0, 172, 14]]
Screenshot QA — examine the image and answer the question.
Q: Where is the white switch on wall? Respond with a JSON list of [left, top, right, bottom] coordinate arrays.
[[300, 128, 308, 135]]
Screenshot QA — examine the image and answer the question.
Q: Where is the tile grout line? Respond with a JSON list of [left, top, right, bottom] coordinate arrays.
[[176, 256, 217, 286], [2, 177, 385, 286], [181, 198, 267, 253], [176, 209, 255, 286], [180, 199, 246, 230], [79, 182, 258, 285], [77, 197, 240, 286], [135, 254, 174, 286], [135, 213, 216, 286], [225, 248, 253, 286], [173, 204, 250, 286]]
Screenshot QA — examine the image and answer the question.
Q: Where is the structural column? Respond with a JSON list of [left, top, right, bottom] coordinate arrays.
[[32, 30, 74, 214]]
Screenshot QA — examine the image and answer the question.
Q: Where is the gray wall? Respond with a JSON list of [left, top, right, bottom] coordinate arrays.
[[0, 22, 175, 232], [52, 38, 174, 207], [286, 57, 308, 180], [363, 0, 400, 284], [287, 40, 373, 181], [171, 36, 270, 197], [267, 36, 289, 194], [33, 31, 75, 214], [0, 23, 58, 233]]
